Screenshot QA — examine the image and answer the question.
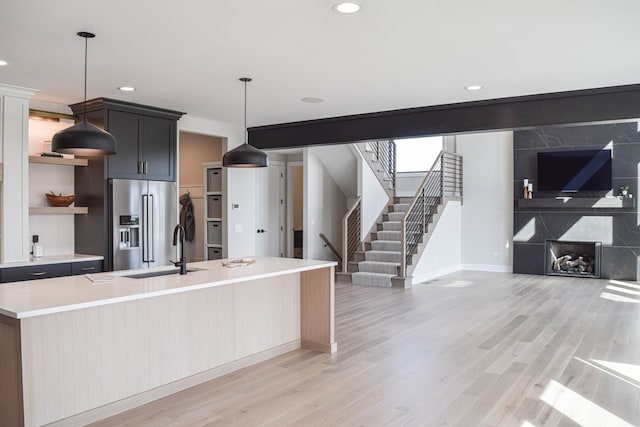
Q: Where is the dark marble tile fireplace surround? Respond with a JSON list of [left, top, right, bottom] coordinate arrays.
[[513, 122, 640, 280]]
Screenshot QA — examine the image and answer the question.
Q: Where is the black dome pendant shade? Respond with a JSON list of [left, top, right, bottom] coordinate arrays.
[[51, 121, 117, 156], [222, 142, 269, 168], [52, 32, 116, 156], [222, 77, 268, 168]]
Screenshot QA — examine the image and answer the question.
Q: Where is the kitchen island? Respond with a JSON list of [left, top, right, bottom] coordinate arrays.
[[0, 257, 336, 426]]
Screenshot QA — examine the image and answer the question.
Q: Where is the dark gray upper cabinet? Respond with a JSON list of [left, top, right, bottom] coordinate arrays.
[[70, 98, 185, 181], [141, 115, 175, 181], [106, 110, 141, 179]]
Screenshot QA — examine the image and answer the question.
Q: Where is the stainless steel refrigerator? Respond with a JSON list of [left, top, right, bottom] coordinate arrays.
[[110, 179, 177, 271]]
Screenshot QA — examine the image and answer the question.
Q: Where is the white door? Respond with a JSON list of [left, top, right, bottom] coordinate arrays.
[[255, 161, 286, 257]]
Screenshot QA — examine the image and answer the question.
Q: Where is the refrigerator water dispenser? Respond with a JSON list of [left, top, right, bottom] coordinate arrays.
[[119, 215, 140, 249]]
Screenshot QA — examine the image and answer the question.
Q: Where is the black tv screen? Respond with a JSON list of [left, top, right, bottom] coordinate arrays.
[[537, 149, 612, 192]]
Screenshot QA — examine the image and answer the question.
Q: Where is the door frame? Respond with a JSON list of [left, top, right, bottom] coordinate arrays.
[[255, 160, 286, 257], [286, 161, 303, 258]]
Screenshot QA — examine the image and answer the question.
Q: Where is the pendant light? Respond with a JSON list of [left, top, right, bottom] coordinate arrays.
[[222, 77, 268, 168], [52, 32, 116, 156]]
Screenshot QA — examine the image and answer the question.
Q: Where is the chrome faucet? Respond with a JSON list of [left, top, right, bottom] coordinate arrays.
[[172, 224, 187, 275]]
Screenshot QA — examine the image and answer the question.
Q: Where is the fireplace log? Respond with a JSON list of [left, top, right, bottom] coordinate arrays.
[[566, 257, 589, 269], [553, 255, 572, 272]]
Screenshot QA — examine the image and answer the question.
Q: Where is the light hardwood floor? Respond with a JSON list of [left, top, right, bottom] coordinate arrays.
[[91, 271, 640, 426]]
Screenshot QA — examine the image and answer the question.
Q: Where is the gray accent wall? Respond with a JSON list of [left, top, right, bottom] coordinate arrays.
[[513, 122, 640, 280]]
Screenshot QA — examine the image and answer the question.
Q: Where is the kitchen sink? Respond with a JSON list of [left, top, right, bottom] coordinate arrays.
[[123, 267, 204, 279]]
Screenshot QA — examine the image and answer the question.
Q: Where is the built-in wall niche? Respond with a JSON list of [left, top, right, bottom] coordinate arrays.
[[178, 131, 222, 262], [28, 111, 79, 256]]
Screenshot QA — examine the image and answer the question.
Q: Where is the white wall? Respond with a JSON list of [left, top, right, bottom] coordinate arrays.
[[178, 115, 255, 258], [411, 201, 462, 283], [312, 144, 357, 198], [457, 131, 513, 272], [304, 148, 347, 261], [356, 146, 389, 238], [395, 172, 425, 198]]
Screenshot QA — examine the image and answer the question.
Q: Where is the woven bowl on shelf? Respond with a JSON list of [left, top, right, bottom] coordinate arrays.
[[46, 192, 76, 207]]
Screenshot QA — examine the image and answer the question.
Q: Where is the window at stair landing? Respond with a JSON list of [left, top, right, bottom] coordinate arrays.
[[395, 136, 443, 173]]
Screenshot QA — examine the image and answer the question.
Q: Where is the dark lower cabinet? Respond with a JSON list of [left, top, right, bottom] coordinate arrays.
[[71, 260, 103, 276], [0, 260, 103, 283], [1, 263, 70, 283]]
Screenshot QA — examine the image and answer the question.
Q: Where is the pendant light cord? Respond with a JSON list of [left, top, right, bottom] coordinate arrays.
[[239, 77, 251, 144], [82, 34, 88, 122], [244, 79, 247, 144]]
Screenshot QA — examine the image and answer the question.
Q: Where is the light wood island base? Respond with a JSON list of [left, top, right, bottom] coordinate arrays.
[[0, 258, 336, 426]]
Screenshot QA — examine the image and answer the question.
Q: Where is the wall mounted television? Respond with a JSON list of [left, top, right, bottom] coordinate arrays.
[[537, 149, 612, 192]]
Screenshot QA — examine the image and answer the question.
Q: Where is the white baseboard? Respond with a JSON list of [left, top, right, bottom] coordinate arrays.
[[412, 264, 462, 284], [461, 264, 512, 273]]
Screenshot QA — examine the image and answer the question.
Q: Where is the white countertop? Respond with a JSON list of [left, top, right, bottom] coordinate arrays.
[[0, 257, 336, 319], [0, 254, 103, 268]]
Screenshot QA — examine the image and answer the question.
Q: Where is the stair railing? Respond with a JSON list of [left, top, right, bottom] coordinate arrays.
[[366, 140, 397, 191], [342, 197, 362, 273], [400, 151, 463, 276]]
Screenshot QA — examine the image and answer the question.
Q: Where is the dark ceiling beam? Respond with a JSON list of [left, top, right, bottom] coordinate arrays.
[[248, 84, 640, 149]]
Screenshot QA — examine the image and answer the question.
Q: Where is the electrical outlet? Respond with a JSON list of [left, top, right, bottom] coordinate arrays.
[[235, 224, 243, 233]]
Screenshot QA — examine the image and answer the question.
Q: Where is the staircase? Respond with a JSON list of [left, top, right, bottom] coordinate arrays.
[[351, 197, 410, 287], [336, 148, 462, 288]]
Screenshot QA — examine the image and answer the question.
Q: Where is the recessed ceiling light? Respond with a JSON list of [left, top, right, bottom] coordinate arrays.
[[0, 60, 8, 66], [302, 97, 325, 103], [118, 86, 136, 92], [465, 85, 483, 91], [333, 2, 362, 14]]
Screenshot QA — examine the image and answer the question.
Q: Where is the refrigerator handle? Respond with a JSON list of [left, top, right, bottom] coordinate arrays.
[[142, 194, 149, 262], [148, 194, 155, 262]]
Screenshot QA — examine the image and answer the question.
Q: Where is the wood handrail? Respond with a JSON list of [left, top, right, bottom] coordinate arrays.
[[319, 233, 341, 261]]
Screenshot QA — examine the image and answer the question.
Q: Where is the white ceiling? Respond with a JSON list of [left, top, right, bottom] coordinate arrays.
[[1, 1, 639, 129]]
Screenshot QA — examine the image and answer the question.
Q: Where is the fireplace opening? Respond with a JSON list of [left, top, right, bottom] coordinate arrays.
[[545, 240, 602, 278]]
